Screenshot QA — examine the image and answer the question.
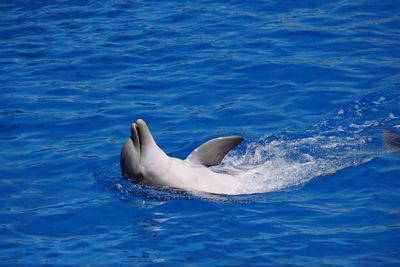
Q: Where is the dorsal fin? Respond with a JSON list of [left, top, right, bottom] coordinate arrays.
[[186, 136, 244, 167]]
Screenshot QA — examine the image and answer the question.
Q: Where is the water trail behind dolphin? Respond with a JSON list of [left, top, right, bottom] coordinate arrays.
[[217, 88, 400, 194]]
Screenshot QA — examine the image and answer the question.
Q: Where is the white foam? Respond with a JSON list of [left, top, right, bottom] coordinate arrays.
[[214, 134, 375, 194], [373, 96, 386, 105]]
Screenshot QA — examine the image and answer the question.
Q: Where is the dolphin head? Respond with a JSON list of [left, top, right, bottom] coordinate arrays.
[[120, 119, 166, 179]]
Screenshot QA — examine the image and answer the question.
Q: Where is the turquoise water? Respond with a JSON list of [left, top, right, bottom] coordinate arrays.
[[1, 0, 400, 265]]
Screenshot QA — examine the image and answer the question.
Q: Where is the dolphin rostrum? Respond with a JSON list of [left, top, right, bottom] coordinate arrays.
[[120, 119, 244, 195]]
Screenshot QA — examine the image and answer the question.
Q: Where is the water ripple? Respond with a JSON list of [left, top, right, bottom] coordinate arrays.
[[1, 0, 400, 265]]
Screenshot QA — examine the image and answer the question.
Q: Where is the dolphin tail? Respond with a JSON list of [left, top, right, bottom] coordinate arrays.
[[383, 128, 400, 152]]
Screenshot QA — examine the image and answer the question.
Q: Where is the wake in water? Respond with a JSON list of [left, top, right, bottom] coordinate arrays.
[[96, 88, 400, 198], [220, 133, 378, 194], [218, 89, 400, 194]]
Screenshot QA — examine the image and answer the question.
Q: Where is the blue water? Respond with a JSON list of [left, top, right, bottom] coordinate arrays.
[[1, 0, 400, 265]]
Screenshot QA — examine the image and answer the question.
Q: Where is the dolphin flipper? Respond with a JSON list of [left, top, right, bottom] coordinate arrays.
[[186, 136, 244, 167], [384, 129, 400, 152]]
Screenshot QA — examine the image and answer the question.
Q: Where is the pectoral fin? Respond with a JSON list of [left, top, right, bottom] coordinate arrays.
[[186, 136, 244, 167]]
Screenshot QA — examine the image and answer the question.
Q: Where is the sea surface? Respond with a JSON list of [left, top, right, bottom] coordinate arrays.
[[1, 0, 400, 266]]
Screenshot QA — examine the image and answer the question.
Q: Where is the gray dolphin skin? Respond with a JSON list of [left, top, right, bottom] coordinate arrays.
[[384, 128, 400, 153], [120, 119, 244, 195]]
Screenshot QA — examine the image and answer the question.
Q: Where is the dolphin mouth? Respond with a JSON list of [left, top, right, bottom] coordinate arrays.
[[130, 122, 141, 150], [135, 123, 141, 145]]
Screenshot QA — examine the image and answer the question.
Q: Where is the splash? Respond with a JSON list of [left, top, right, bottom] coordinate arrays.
[[216, 88, 400, 194], [218, 135, 376, 194]]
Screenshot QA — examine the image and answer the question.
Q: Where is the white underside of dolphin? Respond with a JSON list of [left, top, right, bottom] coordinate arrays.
[[120, 119, 244, 195]]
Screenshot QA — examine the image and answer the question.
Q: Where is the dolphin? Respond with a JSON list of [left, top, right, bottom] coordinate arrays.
[[384, 128, 400, 153], [120, 119, 244, 195]]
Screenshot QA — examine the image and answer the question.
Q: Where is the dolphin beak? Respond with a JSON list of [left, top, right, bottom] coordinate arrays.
[[130, 122, 141, 150], [121, 122, 142, 178]]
